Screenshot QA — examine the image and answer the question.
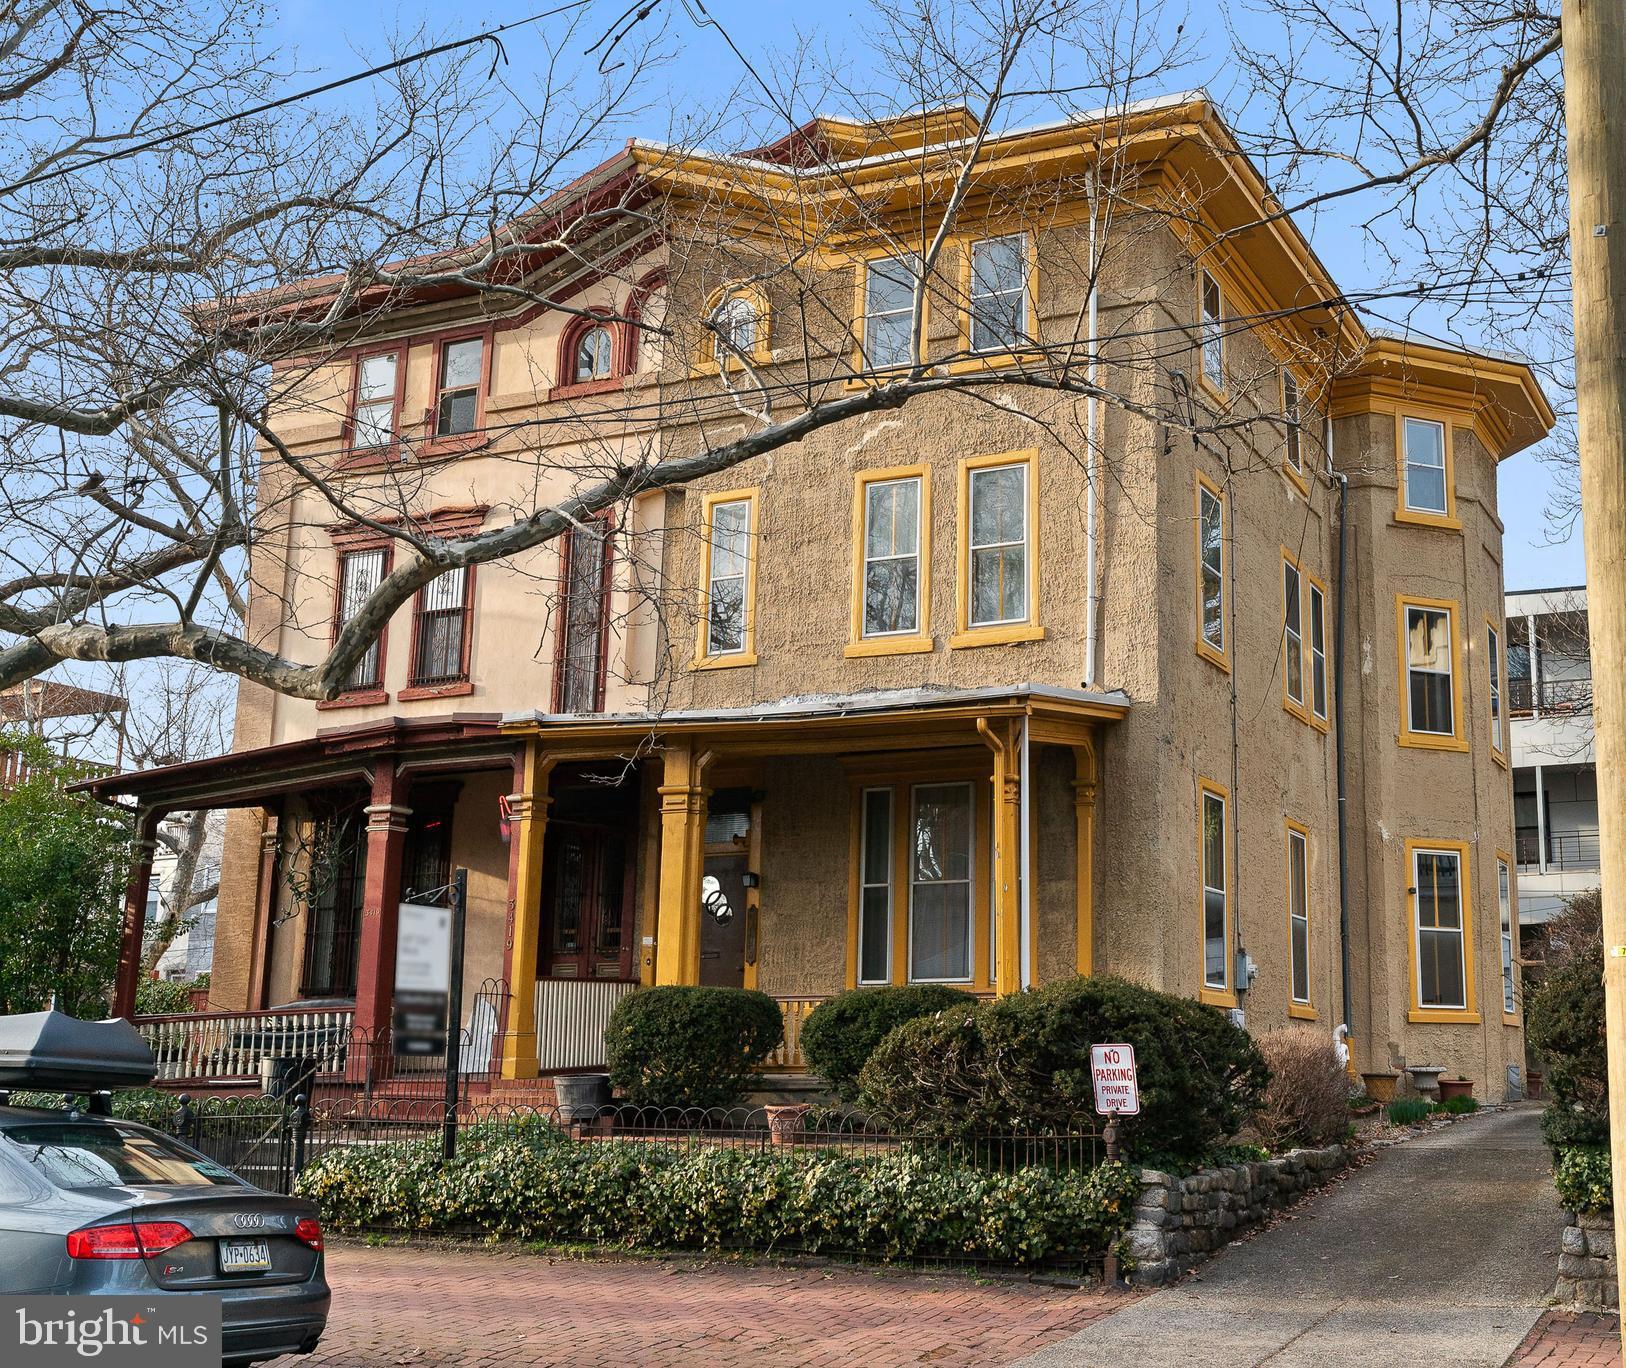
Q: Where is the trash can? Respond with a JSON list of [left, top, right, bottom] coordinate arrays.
[[260, 1056, 317, 1099]]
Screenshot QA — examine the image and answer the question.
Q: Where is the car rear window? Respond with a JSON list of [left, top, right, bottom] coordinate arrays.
[[1, 1123, 241, 1189]]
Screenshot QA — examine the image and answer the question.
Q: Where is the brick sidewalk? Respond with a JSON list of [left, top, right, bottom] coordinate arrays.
[[1508, 1312, 1622, 1366], [285, 1240, 1132, 1367]]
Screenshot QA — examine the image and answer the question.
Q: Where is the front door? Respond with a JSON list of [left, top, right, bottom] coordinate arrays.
[[542, 823, 635, 979], [699, 852, 748, 987]]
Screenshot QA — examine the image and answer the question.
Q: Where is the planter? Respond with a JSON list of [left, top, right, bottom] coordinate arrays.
[[1362, 1071, 1401, 1102], [554, 1072, 611, 1124], [1527, 1070, 1545, 1101], [1437, 1078, 1473, 1102], [764, 1103, 811, 1145], [1405, 1065, 1445, 1100]]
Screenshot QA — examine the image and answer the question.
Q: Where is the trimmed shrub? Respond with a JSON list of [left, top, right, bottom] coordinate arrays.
[[605, 986, 783, 1110], [1385, 1098, 1431, 1126], [858, 976, 1269, 1167], [1527, 960, 1609, 1149], [1554, 1144, 1613, 1214], [296, 1126, 1141, 1266], [800, 985, 976, 1101], [1253, 1029, 1349, 1150]]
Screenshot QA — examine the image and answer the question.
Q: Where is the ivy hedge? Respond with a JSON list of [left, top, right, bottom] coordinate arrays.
[[1554, 1145, 1612, 1214], [295, 1124, 1139, 1266]]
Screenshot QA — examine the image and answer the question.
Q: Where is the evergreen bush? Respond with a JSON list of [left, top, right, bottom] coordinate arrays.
[[604, 986, 783, 1110], [799, 985, 976, 1100]]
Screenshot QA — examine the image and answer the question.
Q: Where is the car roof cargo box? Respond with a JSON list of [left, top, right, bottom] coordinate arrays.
[[0, 1011, 156, 1091]]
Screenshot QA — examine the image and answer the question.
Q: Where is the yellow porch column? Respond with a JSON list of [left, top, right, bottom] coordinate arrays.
[[501, 740, 553, 1079], [1072, 740, 1098, 977], [654, 740, 711, 986], [979, 718, 1023, 996]]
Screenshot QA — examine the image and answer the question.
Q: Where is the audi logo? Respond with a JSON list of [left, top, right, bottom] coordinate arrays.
[[231, 1213, 283, 1230]]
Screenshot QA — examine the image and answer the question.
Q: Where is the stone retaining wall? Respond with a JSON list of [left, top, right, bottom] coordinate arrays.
[[1557, 1210, 1618, 1309], [1122, 1143, 1351, 1286]]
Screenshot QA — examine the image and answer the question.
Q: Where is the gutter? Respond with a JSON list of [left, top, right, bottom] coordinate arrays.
[[1083, 166, 1102, 689], [1329, 415, 1355, 1045]]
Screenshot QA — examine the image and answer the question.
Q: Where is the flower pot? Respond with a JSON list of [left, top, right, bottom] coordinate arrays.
[[1405, 1065, 1445, 1100], [764, 1103, 811, 1145], [554, 1072, 610, 1125], [1437, 1078, 1473, 1102], [1362, 1071, 1401, 1103]]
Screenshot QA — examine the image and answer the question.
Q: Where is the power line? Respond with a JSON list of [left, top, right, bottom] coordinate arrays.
[[0, 0, 598, 198]]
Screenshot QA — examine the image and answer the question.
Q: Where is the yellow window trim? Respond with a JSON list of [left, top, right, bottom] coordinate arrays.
[[692, 487, 760, 669], [1197, 776, 1235, 1007], [1496, 848, 1520, 1025], [1487, 614, 1509, 766], [954, 230, 1041, 361], [844, 770, 995, 991], [1196, 266, 1228, 403], [1285, 817, 1314, 1017], [1404, 837, 1480, 1024], [1281, 547, 1309, 722], [1396, 594, 1469, 751], [848, 464, 933, 655], [1393, 409, 1462, 531], [691, 284, 773, 376], [1282, 370, 1310, 494], [1305, 570, 1331, 733], [952, 449, 1043, 648], [1194, 473, 1229, 672], [847, 250, 930, 382]]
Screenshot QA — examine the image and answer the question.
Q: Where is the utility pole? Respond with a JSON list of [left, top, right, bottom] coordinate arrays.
[[1563, 0, 1626, 1332]]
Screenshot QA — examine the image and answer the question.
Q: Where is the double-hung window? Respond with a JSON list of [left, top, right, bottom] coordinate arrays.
[[1196, 477, 1226, 666], [435, 337, 484, 437], [1200, 783, 1229, 998], [1498, 855, 1516, 1017], [862, 257, 917, 370], [1287, 823, 1311, 1011], [352, 352, 400, 449], [966, 459, 1031, 630], [1488, 623, 1505, 752], [1308, 579, 1328, 722], [1283, 370, 1303, 475], [1401, 599, 1462, 745], [1200, 271, 1224, 390], [699, 492, 757, 663], [556, 519, 612, 711], [1401, 416, 1450, 519], [1412, 844, 1471, 1015], [909, 782, 974, 982], [968, 234, 1028, 352], [860, 474, 924, 639], [857, 788, 894, 984], [410, 568, 470, 687], [337, 548, 387, 691], [1283, 556, 1305, 711]]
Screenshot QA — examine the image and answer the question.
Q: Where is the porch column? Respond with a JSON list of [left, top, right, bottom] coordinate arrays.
[[979, 718, 1023, 997], [654, 739, 711, 986], [1072, 741, 1098, 977], [111, 806, 164, 1020], [500, 740, 553, 1080], [245, 814, 281, 1012], [351, 760, 411, 1041]]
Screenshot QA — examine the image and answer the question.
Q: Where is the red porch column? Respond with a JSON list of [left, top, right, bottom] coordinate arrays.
[[112, 807, 164, 1020], [245, 813, 281, 1012], [351, 761, 412, 1040]]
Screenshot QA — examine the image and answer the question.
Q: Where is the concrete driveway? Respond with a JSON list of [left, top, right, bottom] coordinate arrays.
[[1021, 1105, 1564, 1368]]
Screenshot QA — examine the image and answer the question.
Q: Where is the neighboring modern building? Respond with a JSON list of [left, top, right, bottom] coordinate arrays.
[[1506, 585, 1597, 929], [84, 95, 1555, 1100]]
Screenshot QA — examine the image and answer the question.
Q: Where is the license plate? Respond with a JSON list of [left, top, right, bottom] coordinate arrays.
[[220, 1238, 271, 1273]]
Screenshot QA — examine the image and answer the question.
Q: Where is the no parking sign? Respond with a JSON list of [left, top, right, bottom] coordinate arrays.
[[1089, 1043, 1140, 1116]]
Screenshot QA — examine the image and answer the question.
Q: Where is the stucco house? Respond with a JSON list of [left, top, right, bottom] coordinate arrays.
[[85, 94, 1554, 1103]]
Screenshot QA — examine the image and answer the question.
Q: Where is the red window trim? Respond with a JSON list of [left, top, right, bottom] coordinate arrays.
[[319, 538, 394, 710], [403, 563, 477, 698], [550, 310, 635, 401], [422, 324, 496, 455], [551, 512, 616, 712], [342, 344, 407, 462]]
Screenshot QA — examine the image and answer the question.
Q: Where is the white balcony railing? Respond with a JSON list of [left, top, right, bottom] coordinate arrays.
[[136, 1007, 354, 1083]]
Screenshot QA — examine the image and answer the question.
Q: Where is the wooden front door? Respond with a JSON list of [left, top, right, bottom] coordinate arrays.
[[542, 823, 635, 979], [699, 852, 748, 988]]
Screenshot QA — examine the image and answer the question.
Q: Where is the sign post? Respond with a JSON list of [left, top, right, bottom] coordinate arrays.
[[441, 868, 468, 1161], [1090, 1043, 1139, 1287]]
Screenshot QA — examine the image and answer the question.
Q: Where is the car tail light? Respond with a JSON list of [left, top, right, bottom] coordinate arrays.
[[67, 1221, 192, 1260], [293, 1218, 323, 1251]]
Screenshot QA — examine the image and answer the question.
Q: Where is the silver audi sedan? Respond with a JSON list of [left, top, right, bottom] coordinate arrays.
[[0, 1102, 331, 1366]]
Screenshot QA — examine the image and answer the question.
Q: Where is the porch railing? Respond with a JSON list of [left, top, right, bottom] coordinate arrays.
[[768, 996, 826, 1072], [136, 1007, 354, 1083], [534, 978, 637, 1072]]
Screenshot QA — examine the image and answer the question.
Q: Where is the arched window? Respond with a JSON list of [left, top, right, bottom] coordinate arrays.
[[711, 293, 759, 361], [574, 325, 614, 383]]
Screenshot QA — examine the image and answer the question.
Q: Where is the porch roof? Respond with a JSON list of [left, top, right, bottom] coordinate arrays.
[[501, 682, 1130, 755]]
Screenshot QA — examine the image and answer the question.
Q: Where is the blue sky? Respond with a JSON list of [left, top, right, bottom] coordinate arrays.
[[269, 0, 1582, 592]]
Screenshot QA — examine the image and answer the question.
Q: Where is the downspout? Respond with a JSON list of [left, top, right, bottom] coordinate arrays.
[[1019, 716, 1034, 989], [1330, 415, 1355, 1047], [1082, 167, 1102, 688]]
